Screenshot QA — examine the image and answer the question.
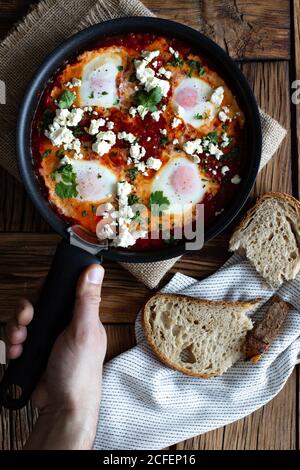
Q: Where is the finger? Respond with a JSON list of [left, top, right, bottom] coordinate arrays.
[[16, 299, 34, 326], [71, 264, 104, 336], [7, 344, 23, 360], [5, 324, 27, 345]]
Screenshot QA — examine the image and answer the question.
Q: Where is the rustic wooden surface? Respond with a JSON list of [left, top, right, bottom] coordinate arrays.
[[0, 0, 299, 451]]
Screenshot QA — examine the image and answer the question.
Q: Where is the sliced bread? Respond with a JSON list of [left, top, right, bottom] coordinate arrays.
[[143, 293, 258, 378], [229, 192, 300, 288]]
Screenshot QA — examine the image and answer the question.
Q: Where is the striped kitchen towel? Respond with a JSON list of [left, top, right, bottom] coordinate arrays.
[[94, 255, 300, 449]]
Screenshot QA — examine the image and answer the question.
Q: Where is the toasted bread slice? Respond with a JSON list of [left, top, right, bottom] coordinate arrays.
[[229, 192, 300, 288], [143, 293, 258, 378]]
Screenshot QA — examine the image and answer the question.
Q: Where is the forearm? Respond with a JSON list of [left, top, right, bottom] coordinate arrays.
[[25, 410, 96, 450]]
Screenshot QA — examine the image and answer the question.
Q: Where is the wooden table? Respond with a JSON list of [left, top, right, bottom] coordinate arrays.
[[0, 0, 298, 450]]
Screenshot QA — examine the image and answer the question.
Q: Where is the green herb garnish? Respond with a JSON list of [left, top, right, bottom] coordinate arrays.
[[194, 113, 203, 119], [70, 125, 85, 137], [117, 65, 124, 71], [88, 91, 95, 99], [101, 91, 108, 95], [220, 147, 240, 161], [206, 131, 218, 145], [57, 90, 76, 109], [39, 108, 55, 134], [169, 56, 184, 67], [187, 60, 205, 76], [128, 194, 143, 205], [159, 136, 169, 146], [150, 191, 170, 214], [113, 98, 120, 106], [134, 86, 163, 112], [126, 167, 139, 181], [81, 210, 88, 217], [42, 149, 51, 158], [52, 163, 78, 199], [56, 150, 65, 159]]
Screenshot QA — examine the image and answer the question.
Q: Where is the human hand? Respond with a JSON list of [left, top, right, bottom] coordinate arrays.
[[5, 264, 107, 449]]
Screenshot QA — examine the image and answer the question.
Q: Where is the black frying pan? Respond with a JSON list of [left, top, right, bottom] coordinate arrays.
[[0, 17, 262, 409]]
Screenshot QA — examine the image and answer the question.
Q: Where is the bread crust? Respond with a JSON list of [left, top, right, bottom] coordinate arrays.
[[229, 192, 300, 250], [142, 293, 260, 378]]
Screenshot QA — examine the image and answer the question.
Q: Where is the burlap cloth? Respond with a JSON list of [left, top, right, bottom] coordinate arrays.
[[0, 0, 287, 288]]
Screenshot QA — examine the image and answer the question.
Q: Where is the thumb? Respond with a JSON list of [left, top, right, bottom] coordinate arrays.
[[71, 264, 105, 336]]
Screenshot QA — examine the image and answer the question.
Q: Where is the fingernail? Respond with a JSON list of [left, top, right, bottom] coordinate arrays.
[[87, 265, 103, 285]]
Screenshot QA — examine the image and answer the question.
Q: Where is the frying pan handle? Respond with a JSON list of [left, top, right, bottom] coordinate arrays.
[[0, 239, 101, 410]]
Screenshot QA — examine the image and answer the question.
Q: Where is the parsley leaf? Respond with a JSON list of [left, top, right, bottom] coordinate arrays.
[[131, 210, 141, 221], [42, 149, 51, 158], [52, 163, 78, 199], [169, 56, 184, 67], [117, 65, 124, 71], [194, 113, 203, 119], [187, 60, 205, 76], [88, 91, 95, 99], [57, 90, 76, 109], [126, 167, 139, 181], [39, 108, 55, 134], [91, 204, 97, 214], [101, 91, 108, 95], [56, 150, 65, 159], [206, 131, 218, 145], [128, 194, 143, 205], [150, 191, 170, 214], [70, 125, 85, 137], [134, 87, 163, 112], [159, 136, 169, 146]]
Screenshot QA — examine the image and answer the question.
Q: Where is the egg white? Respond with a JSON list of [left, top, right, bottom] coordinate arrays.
[[79, 50, 123, 108], [150, 155, 208, 216], [71, 159, 117, 202], [172, 77, 218, 128]]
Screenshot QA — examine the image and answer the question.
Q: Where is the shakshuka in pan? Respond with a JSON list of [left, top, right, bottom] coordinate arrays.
[[32, 33, 245, 250]]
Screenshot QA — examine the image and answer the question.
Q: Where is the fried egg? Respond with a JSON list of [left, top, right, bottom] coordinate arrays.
[[150, 154, 210, 216], [71, 160, 117, 201], [172, 77, 219, 128], [79, 50, 123, 108]]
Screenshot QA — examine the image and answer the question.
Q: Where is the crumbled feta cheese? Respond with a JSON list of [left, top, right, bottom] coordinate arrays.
[[134, 55, 170, 97], [88, 118, 106, 135], [152, 61, 158, 68], [161, 105, 166, 112], [171, 117, 181, 128], [231, 174, 241, 184], [98, 223, 115, 239], [221, 132, 230, 148], [221, 165, 230, 175], [219, 110, 228, 122], [92, 111, 98, 116], [137, 105, 149, 120], [66, 77, 82, 88], [158, 67, 172, 79], [129, 107, 137, 117], [129, 142, 146, 161], [169, 46, 179, 58], [183, 139, 203, 156], [45, 126, 74, 147], [117, 131, 136, 143], [173, 138, 179, 145], [147, 136, 152, 142], [208, 142, 223, 160], [210, 86, 224, 107], [92, 131, 116, 156], [151, 110, 162, 121], [146, 157, 162, 171], [192, 155, 200, 164], [141, 50, 160, 63], [107, 121, 114, 130], [136, 161, 147, 173], [160, 129, 167, 135]]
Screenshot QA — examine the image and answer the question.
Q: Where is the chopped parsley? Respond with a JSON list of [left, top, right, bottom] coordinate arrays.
[[52, 163, 78, 199], [131, 210, 141, 221], [42, 149, 51, 158], [39, 108, 55, 134], [70, 125, 85, 137], [88, 91, 95, 99], [117, 65, 124, 71], [194, 113, 203, 119], [159, 136, 169, 146], [187, 59, 205, 76], [113, 98, 120, 106], [101, 91, 108, 95], [56, 150, 65, 159], [57, 90, 76, 109], [81, 210, 88, 217], [206, 131, 218, 145], [150, 191, 170, 214], [169, 56, 184, 67], [128, 194, 143, 205], [91, 204, 97, 214], [134, 86, 163, 112], [126, 167, 139, 181]]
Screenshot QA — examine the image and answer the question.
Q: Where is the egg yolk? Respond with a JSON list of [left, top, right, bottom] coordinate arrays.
[[170, 166, 198, 195], [176, 87, 198, 109]]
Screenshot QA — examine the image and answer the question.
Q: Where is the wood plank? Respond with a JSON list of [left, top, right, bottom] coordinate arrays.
[[241, 61, 292, 196], [293, 0, 300, 199], [176, 369, 297, 450], [144, 0, 290, 59], [0, 233, 230, 324]]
